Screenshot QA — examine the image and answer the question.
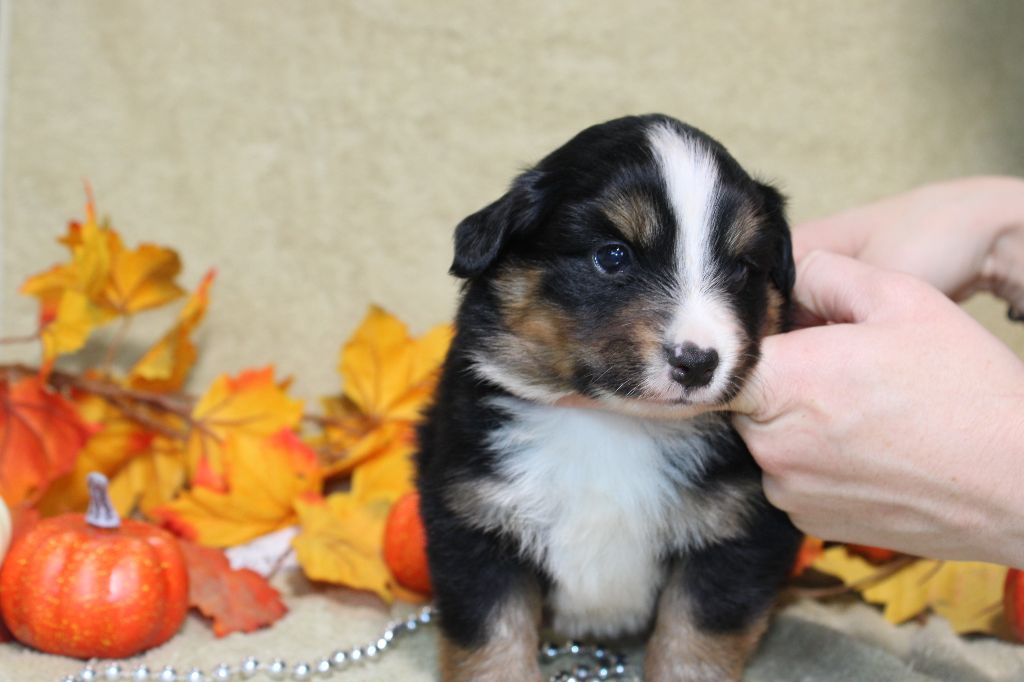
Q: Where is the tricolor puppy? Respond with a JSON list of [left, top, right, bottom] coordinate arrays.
[[416, 114, 802, 682]]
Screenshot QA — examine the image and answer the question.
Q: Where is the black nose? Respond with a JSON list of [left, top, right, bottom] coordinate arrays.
[[665, 343, 719, 389]]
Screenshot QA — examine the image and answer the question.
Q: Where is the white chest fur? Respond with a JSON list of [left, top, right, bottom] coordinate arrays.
[[470, 399, 753, 638]]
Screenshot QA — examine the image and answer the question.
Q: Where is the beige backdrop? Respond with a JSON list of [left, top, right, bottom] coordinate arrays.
[[2, 0, 1023, 398], [3, 3, 1024, 681]]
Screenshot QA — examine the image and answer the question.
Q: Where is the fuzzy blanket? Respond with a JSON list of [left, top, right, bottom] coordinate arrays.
[[2, 575, 1022, 682]]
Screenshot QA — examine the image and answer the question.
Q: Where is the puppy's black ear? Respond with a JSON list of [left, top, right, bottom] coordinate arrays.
[[758, 181, 795, 296], [450, 169, 547, 279]]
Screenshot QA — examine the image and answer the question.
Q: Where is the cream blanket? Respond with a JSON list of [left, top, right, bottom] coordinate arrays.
[[2, 576, 1022, 682]]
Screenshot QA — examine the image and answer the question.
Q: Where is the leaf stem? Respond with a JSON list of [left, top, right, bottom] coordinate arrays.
[[100, 315, 133, 373]]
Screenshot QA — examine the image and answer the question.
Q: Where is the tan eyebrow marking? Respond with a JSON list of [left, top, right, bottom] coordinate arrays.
[[601, 190, 660, 247], [725, 201, 763, 256]]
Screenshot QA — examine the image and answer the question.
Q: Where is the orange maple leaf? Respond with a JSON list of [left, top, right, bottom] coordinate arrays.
[[155, 429, 321, 547], [0, 375, 95, 507], [177, 539, 288, 637], [186, 367, 304, 485], [130, 269, 216, 393], [292, 437, 416, 602]]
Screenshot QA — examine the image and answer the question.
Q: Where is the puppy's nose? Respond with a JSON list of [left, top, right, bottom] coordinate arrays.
[[665, 343, 719, 389]]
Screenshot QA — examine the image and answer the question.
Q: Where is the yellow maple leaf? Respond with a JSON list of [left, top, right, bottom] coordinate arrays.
[[187, 367, 304, 482], [340, 306, 452, 420], [812, 546, 1007, 635], [292, 439, 416, 602], [320, 307, 451, 476], [130, 269, 216, 392], [39, 290, 116, 366], [20, 189, 186, 369], [108, 436, 188, 517], [155, 430, 321, 547]]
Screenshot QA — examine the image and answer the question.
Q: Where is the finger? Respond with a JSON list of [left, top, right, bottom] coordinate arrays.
[[728, 334, 794, 418], [792, 212, 869, 262], [794, 250, 889, 324]]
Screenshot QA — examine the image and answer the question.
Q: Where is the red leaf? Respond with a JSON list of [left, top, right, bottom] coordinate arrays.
[[1006, 568, 1024, 642], [0, 375, 95, 506], [177, 539, 287, 637]]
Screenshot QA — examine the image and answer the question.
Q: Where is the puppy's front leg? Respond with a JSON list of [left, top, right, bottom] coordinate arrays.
[[422, 501, 543, 682], [439, 580, 543, 682], [645, 565, 769, 682], [646, 506, 800, 681]]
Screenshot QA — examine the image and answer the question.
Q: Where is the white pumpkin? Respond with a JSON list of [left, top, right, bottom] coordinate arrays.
[[0, 497, 10, 565]]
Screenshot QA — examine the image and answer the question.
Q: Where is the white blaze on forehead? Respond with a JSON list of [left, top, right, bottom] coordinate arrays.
[[647, 123, 720, 288], [647, 122, 741, 401]]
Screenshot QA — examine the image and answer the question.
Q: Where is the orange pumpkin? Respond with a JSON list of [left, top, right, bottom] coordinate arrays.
[[0, 473, 189, 659], [383, 491, 432, 594], [1006, 568, 1024, 642]]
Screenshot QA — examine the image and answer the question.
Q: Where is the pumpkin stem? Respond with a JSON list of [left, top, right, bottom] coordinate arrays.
[[86, 472, 121, 529]]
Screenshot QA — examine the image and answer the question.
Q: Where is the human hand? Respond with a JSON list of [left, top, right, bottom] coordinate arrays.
[[732, 250, 1024, 568], [794, 176, 1024, 312]]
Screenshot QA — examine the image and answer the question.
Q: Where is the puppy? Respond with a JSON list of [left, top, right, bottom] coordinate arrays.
[[416, 114, 802, 682]]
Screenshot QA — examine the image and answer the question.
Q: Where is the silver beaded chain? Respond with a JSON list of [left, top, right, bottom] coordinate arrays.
[[60, 606, 636, 682]]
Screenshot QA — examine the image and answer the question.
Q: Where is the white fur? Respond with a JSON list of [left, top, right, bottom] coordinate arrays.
[[472, 398, 753, 638], [647, 123, 742, 403]]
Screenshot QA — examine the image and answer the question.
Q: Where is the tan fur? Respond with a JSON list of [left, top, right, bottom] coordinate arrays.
[[439, 584, 543, 682], [762, 287, 784, 336], [724, 202, 762, 256], [645, 568, 770, 682], [603, 190, 661, 246], [492, 266, 577, 385]]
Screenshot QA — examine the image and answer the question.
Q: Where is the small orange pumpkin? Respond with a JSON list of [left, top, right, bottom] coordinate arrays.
[[0, 473, 189, 658], [383, 491, 432, 594]]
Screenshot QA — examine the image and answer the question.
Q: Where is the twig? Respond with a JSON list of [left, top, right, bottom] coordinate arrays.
[[789, 555, 919, 600], [108, 395, 189, 441]]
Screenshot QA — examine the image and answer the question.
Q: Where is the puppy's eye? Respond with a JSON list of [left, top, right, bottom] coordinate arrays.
[[727, 260, 752, 286], [594, 243, 633, 274]]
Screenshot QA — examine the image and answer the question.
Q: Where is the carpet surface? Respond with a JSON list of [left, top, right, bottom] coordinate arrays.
[[3, 576, 1024, 682]]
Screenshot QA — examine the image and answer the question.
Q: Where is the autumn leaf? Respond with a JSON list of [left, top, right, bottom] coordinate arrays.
[[292, 439, 416, 602], [340, 306, 452, 421], [178, 539, 288, 637], [186, 367, 304, 483], [791, 536, 825, 578], [130, 269, 216, 392], [107, 436, 188, 517], [320, 307, 451, 476], [155, 430, 321, 547], [0, 375, 95, 506], [20, 189, 185, 369], [103, 243, 184, 315], [812, 546, 1007, 635], [38, 393, 157, 515]]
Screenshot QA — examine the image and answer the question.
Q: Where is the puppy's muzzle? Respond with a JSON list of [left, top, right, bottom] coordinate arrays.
[[665, 342, 719, 389]]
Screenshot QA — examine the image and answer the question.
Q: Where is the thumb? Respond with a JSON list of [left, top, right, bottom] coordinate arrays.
[[794, 250, 889, 324], [728, 334, 790, 419]]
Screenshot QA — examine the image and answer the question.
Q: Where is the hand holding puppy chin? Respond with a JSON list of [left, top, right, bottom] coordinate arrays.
[[732, 250, 1024, 568]]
